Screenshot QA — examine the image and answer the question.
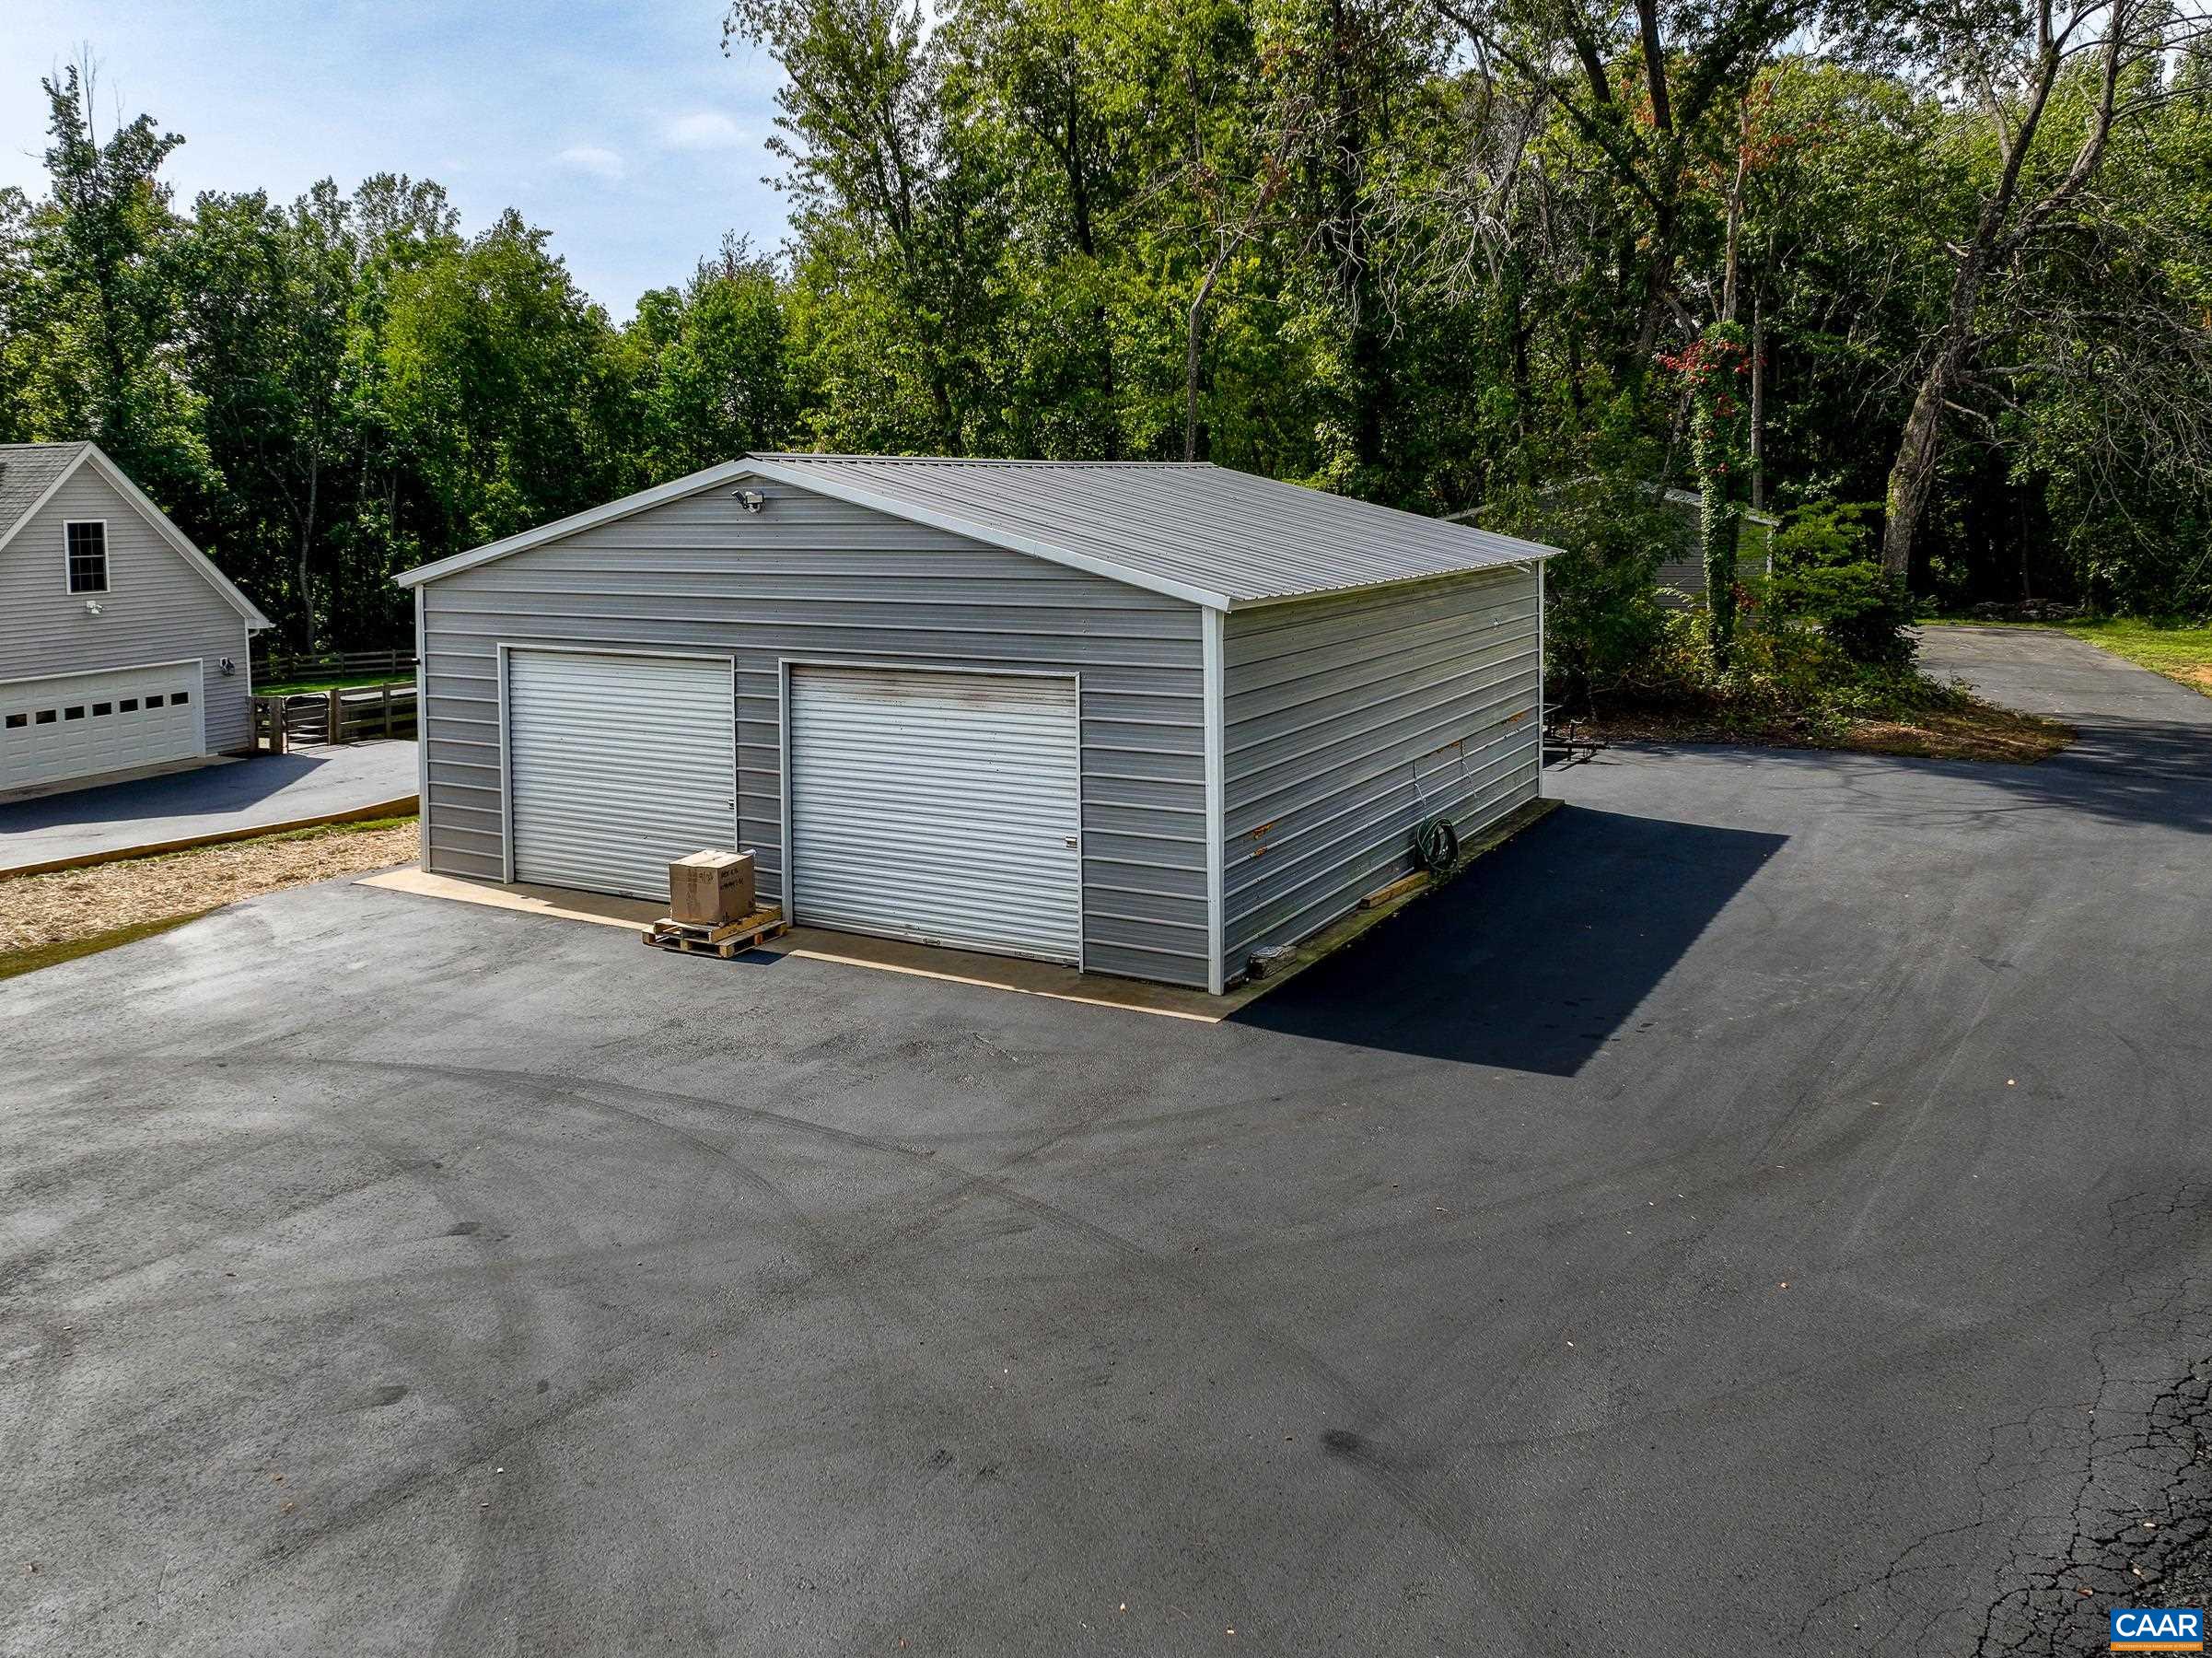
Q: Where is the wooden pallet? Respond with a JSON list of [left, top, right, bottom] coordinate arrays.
[[642, 907, 788, 959]]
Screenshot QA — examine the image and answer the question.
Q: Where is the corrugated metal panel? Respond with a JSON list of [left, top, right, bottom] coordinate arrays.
[[744, 455, 1553, 608], [0, 466, 252, 753], [0, 662, 204, 789], [506, 648, 737, 900], [399, 455, 1560, 610], [789, 666, 1081, 963], [1220, 568, 1543, 970], [419, 486, 1210, 987]]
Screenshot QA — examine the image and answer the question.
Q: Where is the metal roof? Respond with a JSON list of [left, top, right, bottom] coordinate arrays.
[[398, 455, 1558, 610]]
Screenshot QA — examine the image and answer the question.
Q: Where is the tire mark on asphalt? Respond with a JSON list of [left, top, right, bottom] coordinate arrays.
[[286, 1053, 1569, 1655], [5, 1059, 937, 1655], [223, 1055, 926, 1648]]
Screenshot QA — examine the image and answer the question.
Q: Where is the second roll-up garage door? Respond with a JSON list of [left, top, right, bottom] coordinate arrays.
[[787, 665, 1082, 963], [506, 648, 737, 900]]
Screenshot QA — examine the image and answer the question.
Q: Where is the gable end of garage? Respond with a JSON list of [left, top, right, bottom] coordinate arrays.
[[413, 478, 1217, 988]]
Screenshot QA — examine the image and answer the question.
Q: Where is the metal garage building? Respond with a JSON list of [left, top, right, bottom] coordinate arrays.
[[398, 456, 1557, 993]]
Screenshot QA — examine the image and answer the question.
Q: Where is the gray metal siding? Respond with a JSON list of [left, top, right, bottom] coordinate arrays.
[[418, 483, 1209, 987], [1220, 567, 1542, 972], [0, 467, 252, 753]]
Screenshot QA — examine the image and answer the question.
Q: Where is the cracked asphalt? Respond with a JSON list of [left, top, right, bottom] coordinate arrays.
[[2, 625, 2207, 1656]]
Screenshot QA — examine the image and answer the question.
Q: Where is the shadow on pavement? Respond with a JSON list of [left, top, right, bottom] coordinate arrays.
[[1642, 714, 2212, 838], [1232, 805, 1785, 1076], [0, 752, 333, 833], [2020, 718, 2212, 836]]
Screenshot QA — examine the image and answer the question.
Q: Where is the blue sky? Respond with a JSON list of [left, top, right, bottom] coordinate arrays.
[[0, 0, 795, 318]]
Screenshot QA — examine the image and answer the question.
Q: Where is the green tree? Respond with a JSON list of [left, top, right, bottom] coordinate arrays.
[[27, 63, 204, 500], [1862, 0, 2205, 578], [1666, 321, 1755, 662], [378, 209, 633, 550], [726, 0, 1007, 453], [175, 183, 363, 647], [626, 235, 797, 475]]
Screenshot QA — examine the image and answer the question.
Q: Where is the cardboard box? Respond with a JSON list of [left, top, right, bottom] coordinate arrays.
[[669, 849, 755, 926]]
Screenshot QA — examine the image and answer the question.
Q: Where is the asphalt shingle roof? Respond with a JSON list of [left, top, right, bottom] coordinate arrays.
[[0, 442, 90, 543]]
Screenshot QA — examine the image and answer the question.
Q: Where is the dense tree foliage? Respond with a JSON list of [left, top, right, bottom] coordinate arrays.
[[1, 8, 2205, 653]]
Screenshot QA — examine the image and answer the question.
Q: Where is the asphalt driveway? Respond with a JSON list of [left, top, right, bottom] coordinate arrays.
[[0, 741, 418, 875], [2, 628, 2206, 1657]]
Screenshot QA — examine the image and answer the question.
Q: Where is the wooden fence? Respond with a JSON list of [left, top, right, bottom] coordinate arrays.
[[250, 646, 416, 686], [251, 681, 418, 753]]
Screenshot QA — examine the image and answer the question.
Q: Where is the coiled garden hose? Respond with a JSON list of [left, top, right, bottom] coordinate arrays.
[[1412, 815, 1460, 876]]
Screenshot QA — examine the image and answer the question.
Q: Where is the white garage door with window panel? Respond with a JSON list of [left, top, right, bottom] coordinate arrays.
[[504, 648, 737, 900], [787, 665, 1082, 964], [0, 661, 204, 792]]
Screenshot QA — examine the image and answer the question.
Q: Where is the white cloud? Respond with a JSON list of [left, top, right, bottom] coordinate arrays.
[[554, 144, 625, 181], [660, 111, 744, 151]]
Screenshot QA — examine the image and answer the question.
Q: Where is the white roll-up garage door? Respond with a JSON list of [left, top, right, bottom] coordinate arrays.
[[505, 648, 737, 900], [0, 661, 205, 792], [788, 666, 1081, 963]]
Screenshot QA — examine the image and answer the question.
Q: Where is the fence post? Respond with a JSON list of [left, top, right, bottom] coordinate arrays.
[[326, 687, 343, 745], [381, 682, 393, 738]]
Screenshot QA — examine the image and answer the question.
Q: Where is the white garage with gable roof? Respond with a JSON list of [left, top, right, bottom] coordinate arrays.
[[0, 441, 272, 795]]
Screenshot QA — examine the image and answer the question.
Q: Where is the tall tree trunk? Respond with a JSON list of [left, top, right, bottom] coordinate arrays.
[[295, 454, 320, 652], [1063, 99, 1118, 458], [1633, 187, 1680, 365], [1629, 0, 1680, 368], [1184, 243, 1227, 461], [1750, 294, 1767, 569], [1721, 109, 1750, 325], [1881, 259, 1982, 578], [1878, 0, 2129, 577]]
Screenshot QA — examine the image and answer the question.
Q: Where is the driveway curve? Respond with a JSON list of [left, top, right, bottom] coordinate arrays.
[[0, 627, 2206, 1658]]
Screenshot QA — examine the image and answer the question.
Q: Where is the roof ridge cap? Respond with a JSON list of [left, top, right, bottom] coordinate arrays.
[[746, 451, 1217, 469]]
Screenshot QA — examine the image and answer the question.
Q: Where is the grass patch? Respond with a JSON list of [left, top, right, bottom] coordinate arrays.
[[236, 813, 419, 847], [2058, 618, 2212, 693], [255, 671, 414, 695], [0, 910, 214, 983], [0, 814, 419, 981]]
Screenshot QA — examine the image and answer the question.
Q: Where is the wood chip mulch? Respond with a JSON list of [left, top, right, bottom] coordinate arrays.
[[1576, 699, 2074, 764], [0, 823, 419, 953]]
